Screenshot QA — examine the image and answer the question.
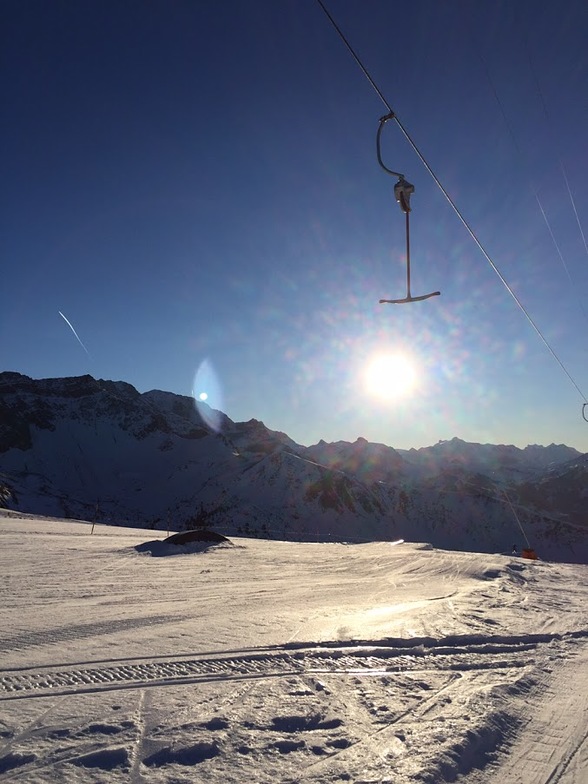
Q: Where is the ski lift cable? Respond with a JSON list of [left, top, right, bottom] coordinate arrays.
[[465, 10, 588, 328], [465, 19, 588, 426], [499, 487, 532, 549], [466, 480, 536, 548], [561, 165, 588, 259], [534, 193, 585, 303], [315, 0, 588, 407], [515, 6, 588, 264], [524, 39, 588, 323], [451, 479, 533, 548], [442, 479, 578, 535]]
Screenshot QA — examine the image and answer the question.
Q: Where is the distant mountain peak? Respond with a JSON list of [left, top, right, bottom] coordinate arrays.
[[1, 373, 586, 562]]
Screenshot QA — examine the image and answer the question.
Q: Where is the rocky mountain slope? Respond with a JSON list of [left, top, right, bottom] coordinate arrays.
[[1, 371, 587, 562]]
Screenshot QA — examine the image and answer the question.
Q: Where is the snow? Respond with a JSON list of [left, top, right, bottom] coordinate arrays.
[[1, 513, 588, 783]]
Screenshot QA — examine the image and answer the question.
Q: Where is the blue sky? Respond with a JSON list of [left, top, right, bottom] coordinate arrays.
[[3, 0, 588, 451]]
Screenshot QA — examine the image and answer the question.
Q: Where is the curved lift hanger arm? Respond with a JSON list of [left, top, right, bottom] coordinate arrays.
[[377, 113, 440, 305]]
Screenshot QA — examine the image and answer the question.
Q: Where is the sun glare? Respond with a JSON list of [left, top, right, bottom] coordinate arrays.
[[364, 352, 419, 400]]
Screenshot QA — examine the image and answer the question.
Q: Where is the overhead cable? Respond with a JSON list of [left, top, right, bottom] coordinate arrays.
[[315, 0, 588, 405]]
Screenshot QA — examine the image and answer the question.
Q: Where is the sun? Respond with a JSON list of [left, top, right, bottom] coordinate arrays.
[[364, 352, 419, 400]]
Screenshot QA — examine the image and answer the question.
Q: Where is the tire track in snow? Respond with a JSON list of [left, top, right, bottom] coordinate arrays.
[[0, 614, 184, 654], [546, 724, 588, 784], [0, 633, 579, 701]]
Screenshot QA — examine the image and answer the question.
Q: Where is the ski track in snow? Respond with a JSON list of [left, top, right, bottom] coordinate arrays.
[[0, 615, 183, 655], [1, 516, 588, 783], [1, 640, 585, 782]]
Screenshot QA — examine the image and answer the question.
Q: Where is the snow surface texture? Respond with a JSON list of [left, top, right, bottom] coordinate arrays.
[[1, 514, 588, 783]]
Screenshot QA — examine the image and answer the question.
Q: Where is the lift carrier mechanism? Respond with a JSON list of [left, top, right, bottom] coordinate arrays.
[[377, 112, 440, 304]]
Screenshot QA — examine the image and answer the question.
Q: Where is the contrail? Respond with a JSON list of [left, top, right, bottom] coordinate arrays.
[[58, 311, 92, 359]]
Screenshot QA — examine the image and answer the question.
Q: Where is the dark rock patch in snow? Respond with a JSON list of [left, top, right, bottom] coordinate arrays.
[[165, 529, 229, 545], [135, 529, 232, 556]]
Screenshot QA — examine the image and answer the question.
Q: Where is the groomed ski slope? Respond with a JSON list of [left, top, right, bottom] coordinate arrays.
[[1, 513, 588, 783]]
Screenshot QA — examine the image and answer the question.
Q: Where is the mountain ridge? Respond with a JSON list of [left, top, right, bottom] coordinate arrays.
[[1, 371, 587, 562]]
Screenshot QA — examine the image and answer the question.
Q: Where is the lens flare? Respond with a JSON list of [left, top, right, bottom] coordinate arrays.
[[193, 359, 223, 431]]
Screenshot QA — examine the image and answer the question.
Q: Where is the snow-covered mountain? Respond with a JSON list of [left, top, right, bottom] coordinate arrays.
[[397, 437, 580, 481], [515, 453, 588, 527], [1, 372, 587, 562]]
